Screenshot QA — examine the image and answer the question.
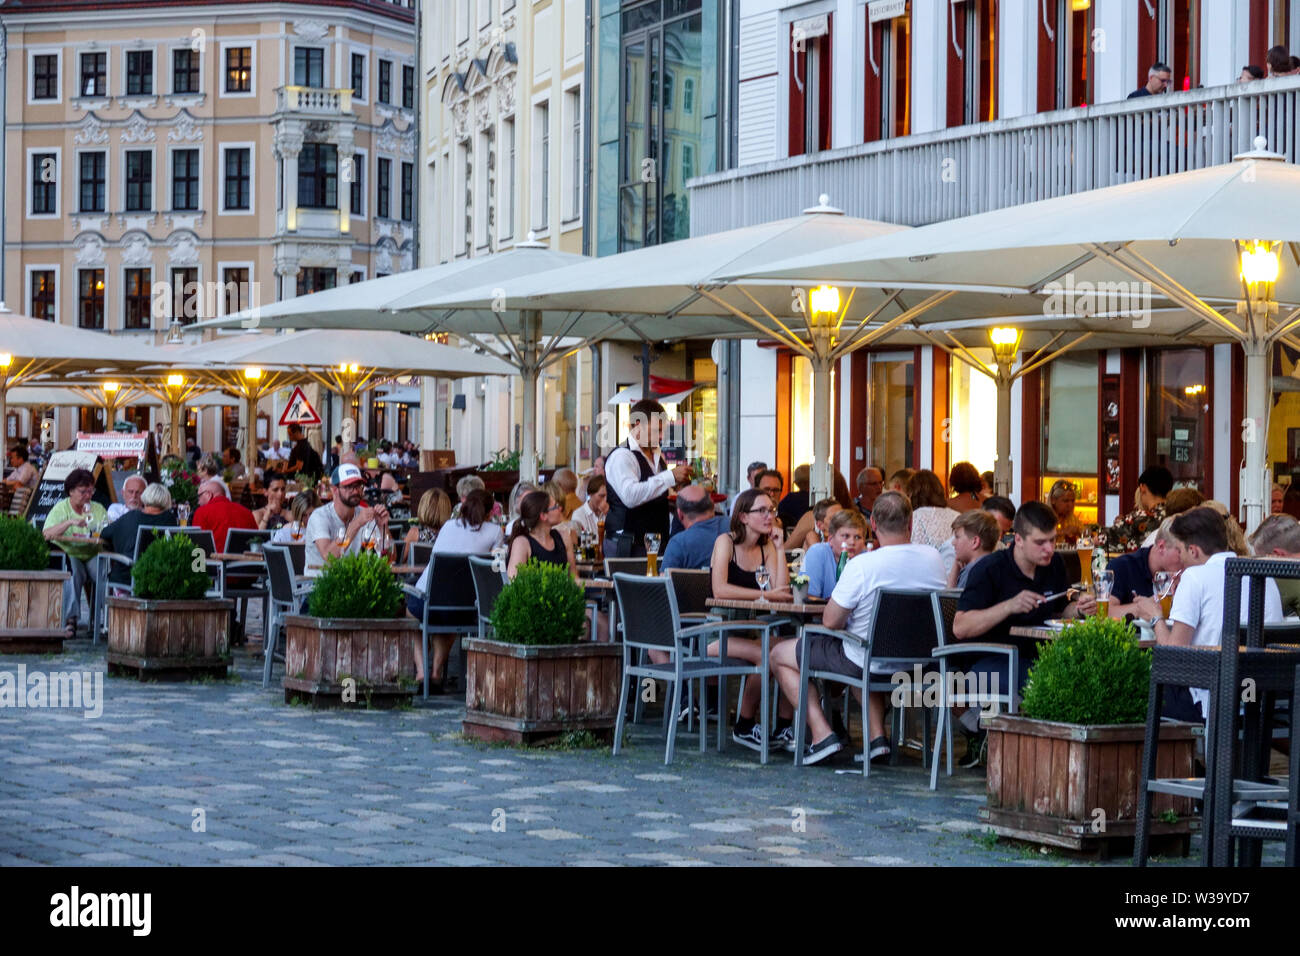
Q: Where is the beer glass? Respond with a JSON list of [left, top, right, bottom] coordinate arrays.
[[644, 533, 661, 576], [1094, 569, 1114, 618], [1153, 571, 1174, 619], [1077, 532, 1094, 590]]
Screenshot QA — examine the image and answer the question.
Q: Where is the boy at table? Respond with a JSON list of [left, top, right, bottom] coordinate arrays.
[[803, 509, 869, 599], [953, 500, 1096, 702], [771, 492, 946, 766]]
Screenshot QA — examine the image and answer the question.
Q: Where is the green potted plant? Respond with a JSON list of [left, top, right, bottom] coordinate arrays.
[[282, 551, 419, 707], [106, 532, 234, 679], [0, 516, 70, 653], [463, 560, 621, 745], [979, 616, 1199, 854]]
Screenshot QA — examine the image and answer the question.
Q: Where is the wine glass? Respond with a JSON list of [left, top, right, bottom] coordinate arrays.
[[754, 564, 771, 604]]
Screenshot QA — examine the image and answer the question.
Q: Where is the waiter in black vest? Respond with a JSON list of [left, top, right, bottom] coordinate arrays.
[[603, 399, 692, 557]]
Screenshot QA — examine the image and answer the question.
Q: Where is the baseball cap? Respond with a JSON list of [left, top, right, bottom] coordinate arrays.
[[334, 463, 365, 486]]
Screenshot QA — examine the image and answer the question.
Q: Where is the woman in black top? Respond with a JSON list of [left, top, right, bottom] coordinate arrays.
[[506, 490, 578, 581], [708, 487, 794, 752]]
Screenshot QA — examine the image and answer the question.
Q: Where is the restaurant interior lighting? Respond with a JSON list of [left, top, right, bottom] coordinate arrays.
[[339, 362, 360, 375], [1184, 383, 1205, 396], [989, 326, 1023, 367], [1240, 241, 1280, 285], [1071, 0, 1090, 11]]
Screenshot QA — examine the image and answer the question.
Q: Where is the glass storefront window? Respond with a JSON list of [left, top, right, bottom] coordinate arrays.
[[1267, 343, 1300, 480], [790, 354, 834, 475], [1146, 348, 1210, 491], [868, 352, 913, 475], [1043, 354, 1099, 474], [948, 347, 997, 474]]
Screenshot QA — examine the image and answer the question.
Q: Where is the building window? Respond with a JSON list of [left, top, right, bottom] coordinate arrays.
[[126, 50, 153, 95], [80, 52, 106, 97], [351, 53, 366, 99], [172, 149, 199, 211], [30, 271, 57, 321], [294, 47, 324, 88], [31, 152, 57, 215], [124, 150, 153, 212], [400, 161, 414, 222], [223, 147, 251, 210], [171, 267, 199, 324], [225, 47, 251, 93], [222, 267, 249, 314], [123, 268, 152, 330], [378, 60, 392, 104], [948, 0, 997, 127], [33, 54, 59, 100], [402, 64, 415, 109], [79, 151, 106, 212], [501, 117, 515, 241], [350, 152, 364, 215], [297, 268, 337, 296], [865, 13, 911, 142], [789, 16, 832, 157], [681, 142, 694, 181], [350, 270, 365, 284], [1139, 0, 1200, 93], [682, 77, 694, 114], [1146, 348, 1210, 491], [377, 157, 392, 218], [298, 143, 338, 209], [1037, 0, 1093, 110], [536, 100, 549, 230], [869, 352, 915, 472], [79, 269, 105, 329], [172, 49, 199, 94], [567, 88, 582, 220]]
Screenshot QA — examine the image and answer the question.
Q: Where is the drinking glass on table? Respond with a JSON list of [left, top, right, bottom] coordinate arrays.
[[1153, 571, 1174, 619], [1077, 532, 1095, 589], [755, 564, 771, 604], [176, 502, 190, 526], [491, 544, 508, 574], [289, 520, 304, 542], [644, 533, 661, 576], [1094, 569, 1115, 618]]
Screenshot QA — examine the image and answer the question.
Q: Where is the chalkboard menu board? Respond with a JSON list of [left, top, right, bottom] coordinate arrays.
[[25, 451, 103, 529]]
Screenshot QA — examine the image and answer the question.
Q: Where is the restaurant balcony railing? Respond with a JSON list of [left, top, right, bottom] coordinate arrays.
[[276, 86, 354, 117], [689, 76, 1300, 235]]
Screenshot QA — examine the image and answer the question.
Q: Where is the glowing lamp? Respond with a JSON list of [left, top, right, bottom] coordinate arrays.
[[1240, 241, 1280, 285], [808, 285, 841, 319], [989, 327, 1023, 367]]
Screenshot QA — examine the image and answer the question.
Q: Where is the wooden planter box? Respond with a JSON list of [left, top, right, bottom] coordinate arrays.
[[980, 714, 1201, 855], [0, 570, 70, 654], [106, 596, 233, 680], [463, 637, 622, 745], [283, 615, 419, 708]]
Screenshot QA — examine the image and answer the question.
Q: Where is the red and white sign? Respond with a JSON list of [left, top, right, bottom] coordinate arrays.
[[76, 432, 150, 459], [278, 387, 321, 426]]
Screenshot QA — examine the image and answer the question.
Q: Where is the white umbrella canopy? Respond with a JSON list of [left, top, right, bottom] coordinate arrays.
[[192, 244, 590, 333], [0, 305, 184, 450], [6, 386, 239, 408], [735, 144, 1300, 528]]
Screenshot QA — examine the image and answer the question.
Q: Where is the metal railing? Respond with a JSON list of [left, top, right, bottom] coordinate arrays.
[[689, 77, 1300, 235], [277, 86, 354, 116]]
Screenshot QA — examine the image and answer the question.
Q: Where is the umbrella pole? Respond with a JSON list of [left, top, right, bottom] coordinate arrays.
[[0, 389, 6, 455], [169, 399, 184, 458], [519, 310, 541, 483], [994, 376, 1013, 499], [244, 393, 259, 478], [1242, 339, 1270, 534], [811, 354, 833, 504]]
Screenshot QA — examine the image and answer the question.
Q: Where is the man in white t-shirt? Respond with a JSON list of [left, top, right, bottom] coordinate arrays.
[[1134, 506, 1282, 721], [771, 491, 947, 765], [303, 463, 389, 578]]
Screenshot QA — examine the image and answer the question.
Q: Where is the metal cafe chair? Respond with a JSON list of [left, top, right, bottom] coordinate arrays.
[[604, 557, 648, 578], [261, 544, 311, 689], [400, 552, 478, 698], [468, 554, 508, 639], [612, 573, 773, 765]]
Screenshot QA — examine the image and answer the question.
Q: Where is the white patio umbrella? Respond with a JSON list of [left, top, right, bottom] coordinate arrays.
[[190, 243, 590, 480], [734, 141, 1300, 529], [399, 201, 1116, 501], [0, 305, 174, 450], [157, 329, 513, 467]]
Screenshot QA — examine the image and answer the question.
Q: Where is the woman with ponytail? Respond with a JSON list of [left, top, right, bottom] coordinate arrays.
[[506, 489, 578, 581]]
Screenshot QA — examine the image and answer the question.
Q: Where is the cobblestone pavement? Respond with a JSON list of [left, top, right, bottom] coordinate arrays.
[[0, 640, 1227, 867]]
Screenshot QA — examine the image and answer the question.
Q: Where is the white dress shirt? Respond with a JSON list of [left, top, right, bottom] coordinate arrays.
[[604, 437, 675, 511]]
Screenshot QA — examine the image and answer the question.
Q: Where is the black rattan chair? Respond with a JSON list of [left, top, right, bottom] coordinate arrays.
[[468, 555, 507, 639], [261, 544, 311, 688], [400, 552, 478, 698]]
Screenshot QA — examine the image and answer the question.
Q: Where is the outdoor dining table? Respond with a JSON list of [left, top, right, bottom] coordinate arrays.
[[1010, 624, 1156, 648]]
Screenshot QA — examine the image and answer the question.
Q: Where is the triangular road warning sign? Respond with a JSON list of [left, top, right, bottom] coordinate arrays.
[[278, 386, 322, 426]]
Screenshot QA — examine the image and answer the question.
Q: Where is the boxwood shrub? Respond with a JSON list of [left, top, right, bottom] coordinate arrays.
[[489, 559, 586, 645], [0, 516, 49, 571], [307, 551, 405, 619], [131, 532, 211, 600], [1020, 615, 1151, 725]]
